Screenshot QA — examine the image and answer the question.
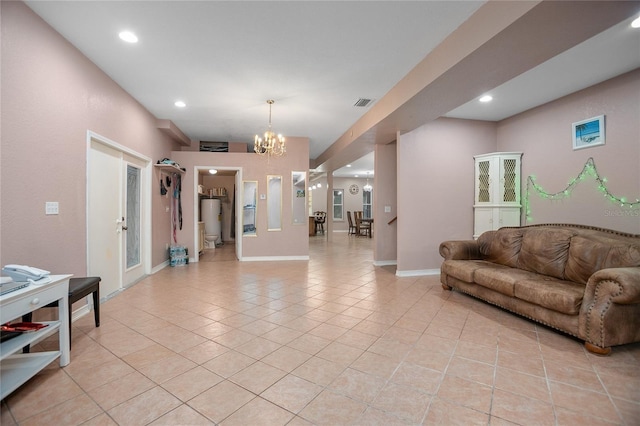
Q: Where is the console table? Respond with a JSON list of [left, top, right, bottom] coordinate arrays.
[[0, 274, 71, 399]]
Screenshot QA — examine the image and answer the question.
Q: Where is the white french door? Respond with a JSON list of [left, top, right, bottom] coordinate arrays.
[[87, 133, 150, 298]]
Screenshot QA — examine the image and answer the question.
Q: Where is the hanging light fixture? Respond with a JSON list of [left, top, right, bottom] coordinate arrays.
[[363, 172, 373, 192], [254, 100, 285, 157]]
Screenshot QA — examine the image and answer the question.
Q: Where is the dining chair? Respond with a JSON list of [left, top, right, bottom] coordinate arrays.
[[347, 211, 357, 235], [314, 211, 327, 234]]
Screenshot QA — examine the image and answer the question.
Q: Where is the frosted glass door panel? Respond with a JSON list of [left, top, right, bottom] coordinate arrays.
[[126, 164, 141, 269]]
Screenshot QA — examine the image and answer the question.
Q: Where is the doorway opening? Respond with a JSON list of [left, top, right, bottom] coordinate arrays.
[[193, 166, 242, 262]]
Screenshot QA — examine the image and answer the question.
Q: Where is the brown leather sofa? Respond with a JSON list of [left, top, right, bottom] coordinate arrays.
[[440, 224, 640, 355]]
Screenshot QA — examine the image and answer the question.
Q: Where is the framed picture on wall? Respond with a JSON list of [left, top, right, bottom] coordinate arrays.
[[572, 115, 605, 150]]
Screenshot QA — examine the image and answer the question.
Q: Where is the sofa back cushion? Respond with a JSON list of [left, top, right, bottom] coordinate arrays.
[[565, 236, 640, 284], [478, 228, 524, 268], [516, 228, 575, 279]]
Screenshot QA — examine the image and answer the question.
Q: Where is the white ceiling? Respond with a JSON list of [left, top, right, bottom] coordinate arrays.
[[25, 1, 640, 179]]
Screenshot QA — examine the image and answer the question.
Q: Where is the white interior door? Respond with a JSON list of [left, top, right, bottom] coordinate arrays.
[[88, 135, 149, 298]]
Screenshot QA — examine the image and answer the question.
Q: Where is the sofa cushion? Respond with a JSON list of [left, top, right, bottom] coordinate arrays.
[[565, 236, 640, 285], [514, 277, 585, 315], [478, 228, 524, 268], [474, 266, 540, 297], [442, 260, 494, 282], [516, 228, 575, 279]]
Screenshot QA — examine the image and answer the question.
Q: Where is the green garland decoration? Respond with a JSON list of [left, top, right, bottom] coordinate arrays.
[[524, 157, 640, 222]]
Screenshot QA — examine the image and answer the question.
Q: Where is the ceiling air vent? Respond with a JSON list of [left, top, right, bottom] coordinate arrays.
[[354, 98, 373, 107], [200, 141, 229, 152]]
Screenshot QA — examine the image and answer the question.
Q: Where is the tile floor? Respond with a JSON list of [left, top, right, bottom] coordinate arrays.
[[2, 234, 639, 425]]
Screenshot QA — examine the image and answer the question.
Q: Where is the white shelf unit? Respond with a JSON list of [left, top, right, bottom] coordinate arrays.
[[154, 163, 185, 174], [0, 275, 71, 400], [473, 152, 523, 239]]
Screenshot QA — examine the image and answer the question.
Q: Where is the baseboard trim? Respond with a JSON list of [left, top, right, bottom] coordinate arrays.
[[373, 260, 397, 267], [71, 304, 91, 323], [395, 268, 440, 277], [241, 256, 310, 262], [152, 260, 169, 274]]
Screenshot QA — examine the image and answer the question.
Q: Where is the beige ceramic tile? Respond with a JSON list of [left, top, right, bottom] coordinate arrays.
[[391, 362, 443, 395], [107, 386, 182, 425], [229, 361, 287, 394], [298, 389, 367, 425], [424, 397, 490, 425], [87, 370, 155, 410], [179, 339, 229, 365], [220, 396, 294, 425], [161, 366, 223, 402], [261, 374, 324, 413], [201, 350, 256, 378], [187, 379, 256, 423], [497, 348, 545, 377], [4, 236, 640, 425], [436, 374, 493, 414], [261, 346, 312, 372], [149, 404, 215, 425], [292, 356, 346, 387], [315, 341, 364, 366], [328, 367, 386, 403], [549, 381, 621, 423], [491, 388, 555, 425], [495, 366, 551, 402], [372, 382, 431, 424], [19, 394, 102, 426], [6, 368, 84, 421]]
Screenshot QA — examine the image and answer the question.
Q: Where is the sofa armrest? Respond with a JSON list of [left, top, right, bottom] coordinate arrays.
[[579, 267, 640, 351], [439, 240, 481, 260], [586, 267, 640, 305]]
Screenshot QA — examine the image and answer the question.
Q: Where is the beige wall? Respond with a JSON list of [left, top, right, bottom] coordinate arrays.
[[373, 142, 398, 264], [0, 2, 178, 273], [498, 69, 640, 234], [397, 118, 497, 274], [395, 70, 640, 274], [171, 136, 310, 259]]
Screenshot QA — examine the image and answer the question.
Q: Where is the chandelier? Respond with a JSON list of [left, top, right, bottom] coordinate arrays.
[[254, 100, 285, 157], [364, 172, 373, 191]]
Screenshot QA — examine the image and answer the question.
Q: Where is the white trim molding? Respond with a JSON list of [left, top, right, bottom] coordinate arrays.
[[241, 256, 310, 262], [395, 268, 440, 277]]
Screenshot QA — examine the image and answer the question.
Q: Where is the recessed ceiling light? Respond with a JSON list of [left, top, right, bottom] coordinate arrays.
[[118, 31, 138, 43], [346, 164, 352, 167], [355, 175, 359, 178], [208, 169, 217, 175], [479, 95, 493, 103], [632, 16, 640, 28], [174, 101, 186, 108]]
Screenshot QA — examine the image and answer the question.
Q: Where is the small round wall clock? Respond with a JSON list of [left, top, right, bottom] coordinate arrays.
[[349, 184, 359, 195]]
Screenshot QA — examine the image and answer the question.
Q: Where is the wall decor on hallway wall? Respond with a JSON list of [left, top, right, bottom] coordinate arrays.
[[572, 115, 605, 150], [524, 157, 640, 223]]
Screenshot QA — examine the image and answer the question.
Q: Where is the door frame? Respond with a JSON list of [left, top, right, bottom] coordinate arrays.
[[86, 130, 152, 293], [193, 166, 242, 262]]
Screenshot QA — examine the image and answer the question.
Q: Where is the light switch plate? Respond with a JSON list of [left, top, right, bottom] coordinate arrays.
[[384, 205, 392, 213], [260, 194, 266, 200], [45, 202, 59, 215]]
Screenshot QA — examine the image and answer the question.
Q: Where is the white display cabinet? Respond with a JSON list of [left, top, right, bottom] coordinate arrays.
[[473, 152, 523, 238]]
